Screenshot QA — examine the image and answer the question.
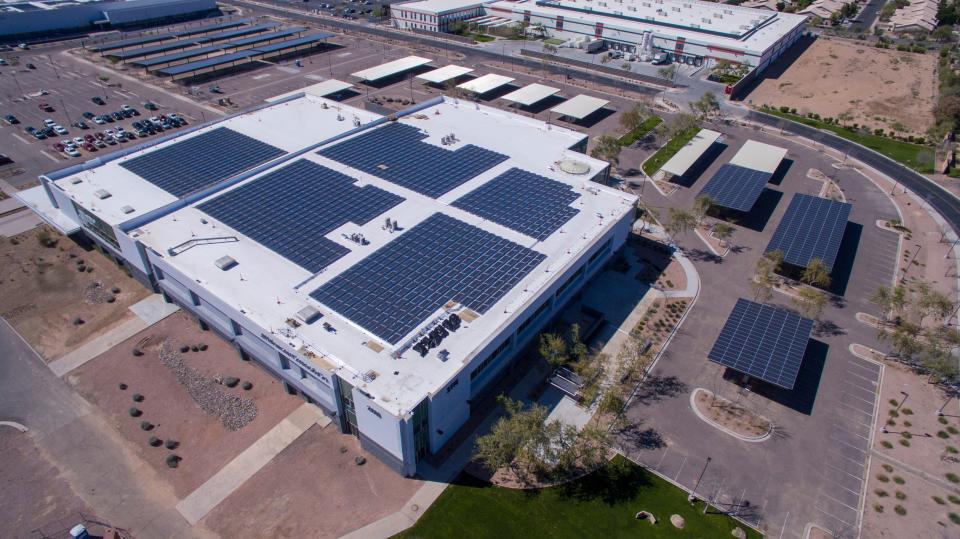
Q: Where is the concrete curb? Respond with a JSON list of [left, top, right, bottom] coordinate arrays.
[[0, 421, 28, 432], [688, 389, 772, 443]]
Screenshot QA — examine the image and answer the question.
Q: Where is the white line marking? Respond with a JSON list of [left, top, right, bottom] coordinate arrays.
[[820, 492, 860, 512], [831, 437, 869, 454], [778, 511, 790, 539], [825, 479, 864, 497], [40, 150, 59, 163], [674, 455, 687, 481], [839, 400, 875, 417], [815, 505, 854, 527], [826, 463, 865, 482], [12, 133, 30, 145], [846, 370, 880, 385], [828, 449, 867, 469], [655, 447, 670, 470]]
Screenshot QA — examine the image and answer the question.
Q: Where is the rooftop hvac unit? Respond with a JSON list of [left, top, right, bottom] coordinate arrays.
[[94, 189, 111, 200], [725, 8, 733, 13], [672, 6, 680, 11], [214, 255, 238, 271], [702, 17, 711, 23], [296, 305, 321, 324], [70, 177, 82, 184], [121, 205, 135, 214]]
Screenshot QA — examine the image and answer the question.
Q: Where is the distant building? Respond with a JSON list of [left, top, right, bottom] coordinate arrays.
[[0, 0, 218, 40], [888, 0, 938, 32], [391, 0, 485, 32], [740, 0, 781, 11], [392, 0, 807, 71], [796, 0, 847, 20]]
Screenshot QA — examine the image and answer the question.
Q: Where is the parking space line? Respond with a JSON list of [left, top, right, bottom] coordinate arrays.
[[820, 492, 860, 513], [777, 511, 790, 539], [828, 448, 867, 469], [12, 133, 30, 145], [40, 150, 60, 163], [815, 505, 854, 527], [838, 400, 875, 417], [825, 478, 864, 497], [830, 437, 869, 455], [826, 463, 864, 482], [845, 370, 879, 385], [654, 447, 670, 470], [843, 382, 878, 399], [673, 456, 687, 482], [842, 392, 878, 409]]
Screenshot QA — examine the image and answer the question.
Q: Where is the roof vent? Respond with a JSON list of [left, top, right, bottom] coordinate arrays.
[[94, 189, 111, 200], [121, 205, 135, 214], [70, 177, 82, 185], [215, 255, 238, 270], [296, 305, 321, 324]]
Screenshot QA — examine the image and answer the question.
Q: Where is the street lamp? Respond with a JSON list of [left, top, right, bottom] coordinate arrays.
[[688, 456, 711, 504]]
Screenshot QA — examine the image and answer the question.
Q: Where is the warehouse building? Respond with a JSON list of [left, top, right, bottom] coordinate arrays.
[[393, 0, 807, 70], [23, 93, 635, 475], [0, 0, 218, 40]]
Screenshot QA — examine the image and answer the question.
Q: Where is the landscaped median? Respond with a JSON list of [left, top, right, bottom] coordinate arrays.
[[618, 116, 662, 147], [756, 107, 935, 174], [393, 456, 761, 539], [642, 126, 700, 177]]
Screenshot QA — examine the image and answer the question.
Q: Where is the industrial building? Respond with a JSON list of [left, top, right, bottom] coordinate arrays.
[[21, 93, 636, 476], [0, 0, 218, 40], [393, 0, 807, 70]]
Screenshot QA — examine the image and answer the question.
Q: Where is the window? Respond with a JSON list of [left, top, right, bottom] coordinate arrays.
[[517, 298, 552, 336], [589, 238, 612, 264], [556, 266, 585, 298], [445, 378, 459, 393], [470, 338, 511, 381]]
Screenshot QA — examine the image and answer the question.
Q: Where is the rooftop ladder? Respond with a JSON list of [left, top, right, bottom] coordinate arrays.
[[167, 236, 239, 256]]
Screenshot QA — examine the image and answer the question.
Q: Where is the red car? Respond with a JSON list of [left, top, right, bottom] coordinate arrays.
[[53, 142, 65, 152], [37, 102, 54, 112], [94, 132, 105, 140], [83, 142, 97, 152], [83, 134, 96, 143]]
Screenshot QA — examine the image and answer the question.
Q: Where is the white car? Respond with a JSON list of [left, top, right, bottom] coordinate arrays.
[[53, 124, 68, 135], [92, 116, 105, 125], [72, 136, 84, 145], [43, 118, 56, 126], [121, 104, 133, 111], [64, 147, 81, 157], [104, 128, 115, 137]]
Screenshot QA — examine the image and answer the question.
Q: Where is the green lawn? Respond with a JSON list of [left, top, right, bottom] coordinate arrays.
[[544, 38, 565, 45], [642, 127, 700, 176], [469, 33, 495, 43], [760, 109, 935, 173], [394, 456, 761, 539], [618, 116, 663, 146]]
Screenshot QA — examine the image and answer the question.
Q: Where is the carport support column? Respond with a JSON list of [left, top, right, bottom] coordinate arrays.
[[198, 319, 209, 331], [283, 381, 298, 396]]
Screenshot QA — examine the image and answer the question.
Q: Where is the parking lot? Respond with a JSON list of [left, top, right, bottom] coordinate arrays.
[[0, 47, 220, 188], [615, 122, 898, 538]]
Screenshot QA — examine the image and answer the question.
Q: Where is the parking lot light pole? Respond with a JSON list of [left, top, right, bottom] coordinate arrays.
[[59, 98, 72, 125], [688, 456, 711, 504]]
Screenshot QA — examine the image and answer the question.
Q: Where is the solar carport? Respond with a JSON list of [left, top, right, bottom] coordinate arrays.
[[501, 83, 560, 107], [457, 74, 515, 95], [415, 65, 474, 84], [107, 23, 282, 61], [132, 27, 308, 69], [89, 18, 252, 52], [266, 79, 354, 103], [352, 56, 432, 83], [549, 94, 609, 120], [765, 194, 852, 271], [708, 298, 814, 390], [698, 140, 788, 212]]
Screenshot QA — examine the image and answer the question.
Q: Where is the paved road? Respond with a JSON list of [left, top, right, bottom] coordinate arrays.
[[746, 110, 960, 236]]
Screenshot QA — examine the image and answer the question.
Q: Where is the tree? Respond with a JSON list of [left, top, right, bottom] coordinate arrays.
[[933, 25, 955, 43], [764, 250, 785, 275], [793, 287, 828, 320], [666, 208, 696, 238], [590, 135, 622, 171], [637, 203, 659, 233], [691, 195, 714, 226], [916, 282, 954, 324], [474, 396, 558, 481], [657, 64, 677, 81], [712, 222, 734, 247], [568, 324, 588, 364], [539, 332, 568, 366], [619, 101, 652, 133], [752, 250, 783, 303], [669, 112, 700, 139], [801, 258, 832, 289], [690, 92, 720, 121]]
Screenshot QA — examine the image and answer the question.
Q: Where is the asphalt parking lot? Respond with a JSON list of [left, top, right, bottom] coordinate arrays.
[[617, 123, 897, 538], [0, 47, 220, 188]]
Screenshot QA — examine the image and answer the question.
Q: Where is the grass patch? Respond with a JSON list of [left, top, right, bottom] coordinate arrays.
[[642, 127, 699, 176], [394, 456, 760, 539], [466, 33, 494, 43], [618, 116, 663, 147], [544, 38, 565, 45], [946, 473, 960, 483], [758, 109, 935, 173]]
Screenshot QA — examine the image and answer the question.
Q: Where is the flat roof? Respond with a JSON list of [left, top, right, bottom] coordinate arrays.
[[660, 128, 722, 177], [129, 95, 634, 416], [728, 140, 788, 174], [501, 83, 560, 106], [394, 0, 484, 14], [416, 64, 474, 84], [549, 94, 609, 120], [265, 79, 353, 102], [352, 56, 432, 82], [457, 73, 514, 94]]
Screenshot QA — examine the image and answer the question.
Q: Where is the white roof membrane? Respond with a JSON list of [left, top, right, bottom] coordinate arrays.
[[501, 83, 560, 106], [456, 73, 515, 94], [352, 56, 432, 81], [549, 94, 609, 120]]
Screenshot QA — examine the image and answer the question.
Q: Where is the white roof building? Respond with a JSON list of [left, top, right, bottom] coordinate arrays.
[[888, 0, 938, 32]]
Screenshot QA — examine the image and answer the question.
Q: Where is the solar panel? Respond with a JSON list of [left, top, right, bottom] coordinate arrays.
[[133, 44, 227, 68], [193, 22, 281, 44], [311, 213, 545, 344], [708, 298, 813, 390], [698, 164, 772, 212], [766, 194, 851, 272], [90, 18, 252, 51], [453, 168, 580, 241], [120, 128, 285, 198], [156, 50, 257, 76], [249, 33, 334, 55], [199, 159, 404, 273], [223, 27, 306, 48], [318, 123, 509, 198], [109, 39, 200, 60]]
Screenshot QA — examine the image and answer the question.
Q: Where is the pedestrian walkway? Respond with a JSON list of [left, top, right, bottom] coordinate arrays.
[[48, 294, 179, 377], [177, 403, 330, 525]]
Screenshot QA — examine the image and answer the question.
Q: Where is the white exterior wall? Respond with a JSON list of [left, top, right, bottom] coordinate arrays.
[[392, 3, 485, 31], [352, 387, 412, 473]]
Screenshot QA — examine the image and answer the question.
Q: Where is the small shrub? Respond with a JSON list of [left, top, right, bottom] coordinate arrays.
[[166, 454, 182, 468], [881, 464, 894, 472], [873, 503, 884, 513], [191, 345, 199, 352], [946, 446, 958, 454], [948, 495, 960, 504], [223, 377, 240, 388], [140, 421, 153, 431], [132, 393, 144, 402], [939, 416, 949, 425], [180, 345, 189, 353], [938, 430, 950, 439], [129, 407, 142, 417], [892, 475, 905, 485], [893, 505, 906, 515], [242, 381, 253, 390], [880, 441, 893, 449], [948, 426, 959, 435], [118, 383, 128, 390], [899, 439, 910, 447], [901, 408, 913, 415], [933, 496, 946, 505], [895, 491, 906, 500], [950, 513, 960, 525], [199, 343, 208, 351], [888, 409, 899, 417], [946, 473, 960, 483], [165, 439, 179, 450], [111, 286, 121, 294], [877, 473, 890, 482], [355, 456, 366, 465], [903, 420, 912, 427], [132, 348, 143, 356], [887, 419, 896, 426], [875, 489, 888, 497], [888, 399, 898, 405], [149, 436, 163, 447], [901, 432, 912, 439]]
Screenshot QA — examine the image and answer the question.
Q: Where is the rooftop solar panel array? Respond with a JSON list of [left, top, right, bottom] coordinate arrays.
[[708, 298, 813, 390], [698, 164, 772, 212], [318, 123, 509, 198], [199, 160, 404, 273], [119, 128, 285, 198], [452, 168, 580, 241], [311, 213, 545, 344], [766, 194, 851, 271], [90, 18, 251, 51]]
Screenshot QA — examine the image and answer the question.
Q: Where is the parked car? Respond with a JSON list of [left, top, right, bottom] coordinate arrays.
[[38, 102, 54, 112], [73, 121, 89, 130], [25, 63, 36, 69], [82, 111, 95, 119], [120, 109, 132, 118], [32, 130, 47, 140], [111, 112, 124, 121], [72, 136, 84, 146], [83, 142, 97, 152], [43, 118, 55, 126], [92, 96, 106, 105], [143, 101, 158, 111], [4, 114, 18, 124], [53, 125, 68, 135], [54, 142, 65, 152], [121, 104, 134, 112], [64, 147, 81, 157]]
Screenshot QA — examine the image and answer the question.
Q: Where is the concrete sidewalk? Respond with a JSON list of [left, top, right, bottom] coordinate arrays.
[[177, 403, 330, 525], [48, 294, 180, 377]]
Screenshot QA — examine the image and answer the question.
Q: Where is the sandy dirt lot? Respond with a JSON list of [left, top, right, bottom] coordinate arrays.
[[201, 423, 423, 539], [0, 227, 150, 360], [65, 311, 303, 499], [749, 38, 937, 136], [0, 430, 95, 537]]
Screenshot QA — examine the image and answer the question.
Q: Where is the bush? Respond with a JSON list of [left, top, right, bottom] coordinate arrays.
[[887, 419, 896, 426], [191, 345, 199, 352], [892, 475, 905, 485], [199, 343, 208, 351], [242, 381, 253, 390], [899, 439, 910, 447], [903, 421, 912, 427], [180, 345, 189, 353], [888, 399, 898, 405], [950, 513, 960, 525], [938, 430, 950, 438], [939, 416, 949, 424], [934, 496, 946, 505], [36, 229, 58, 248], [166, 454, 182, 468], [149, 436, 163, 447], [894, 505, 906, 515], [901, 408, 913, 415], [223, 377, 240, 388], [947, 446, 958, 454], [112, 286, 121, 294], [118, 383, 128, 390], [948, 426, 959, 435], [895, 491, 906, 500], [875, 489, 888, 497], [132, 348, 143, 357], [948, 494, 960, 504], [132, 393, 144, 402], [129, 407, 142, 417], [946, 473, 960, 483], [881, 463, 894, 472], [140, 421, 153, 431], [165, 439, 179, 450], [876, 473, 890, 482], [901, 432, 912, 439], [888, 409, 899, 417], [873, 503, 884, 513], [880, 441, 893, 449]]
